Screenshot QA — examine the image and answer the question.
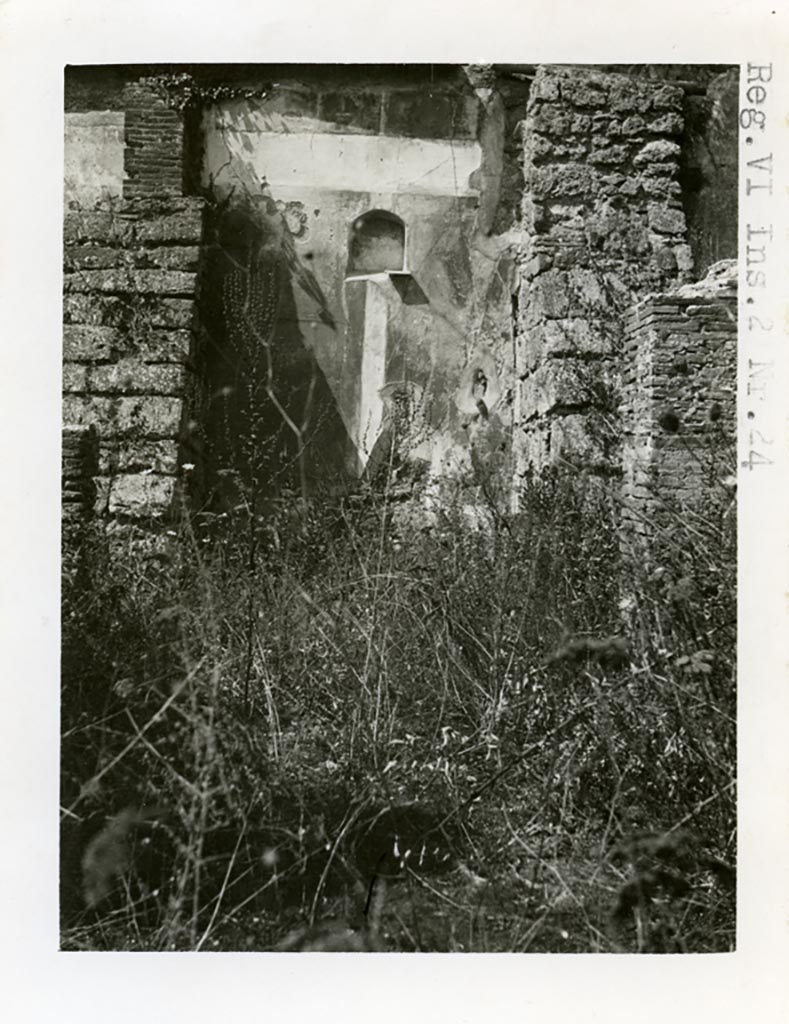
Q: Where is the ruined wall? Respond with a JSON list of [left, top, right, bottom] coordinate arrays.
[[63, 74, 202, 529], [621, 262, 737, 541], [518, 66, 694, 475], [62, 64, 737, 538]]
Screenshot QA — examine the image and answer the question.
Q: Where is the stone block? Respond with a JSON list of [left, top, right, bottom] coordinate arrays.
[[522, 360, 601, 419], [548, 202, 585, 223], [641, 162, 679, 178], [532, 266, 618, 321], [63, 201, 203, 245], [64, 244, 201, 273], [634, 140, 681, 166], [621, 114, 647, 135], [598, 172, 625, 190], [127, 329, 193, 362], [63, 294, 120, 326], [530, 75, 560, 102], [552, 245, 590, 269], [525, 134, 554, 162], [63, 295, 195, 330], [129, 208, 204, 244], [671, 240, 691, 272], [528, 162, 594, 199], [585, 203, 652, 259], [530, 104, 573, 136], [559, 77, 608, 108], [565, 267, 609, 312], [63, 360, 184, 395], [62, 364, 88, 392], [639, 174, 682, 199], [63, 269, 197, 296], [651, 84, 683, 111], [654, 246, 677, 272], [146, 300, 196, 330], [527, 136, 587, 163], [64, 321, 191, 366], [63, 325, 116, 361], [64, 246, 121, 271], [140, 246, 201, 271], [108, 473, 176, 517], [647, 204, 686, 234], [62, 395, 183, 438], [588, 144, 630, 165], [99, 440, 179, 475], [609, 80, 653, 114], [571, 114, 592, 134], [648, 112, 683, 135], [63, 210, 120, 244], [528, 269, 571, 319], [522, 318, 612, 369]]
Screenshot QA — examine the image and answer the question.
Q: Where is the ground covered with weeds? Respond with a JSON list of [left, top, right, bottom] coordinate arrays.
[[61, 471, 735, 952]]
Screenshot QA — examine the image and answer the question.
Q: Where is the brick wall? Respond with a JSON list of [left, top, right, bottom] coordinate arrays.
[[62, 424, 99, 578], [122, 79, 186, 199], [518, 66, 693, 474], [62, 425, 98, 527], [620, 262, 737, 541]]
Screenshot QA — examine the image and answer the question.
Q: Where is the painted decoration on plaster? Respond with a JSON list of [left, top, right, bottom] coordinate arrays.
[[198, 95, 503, 492], [454, 349, 501, 425]]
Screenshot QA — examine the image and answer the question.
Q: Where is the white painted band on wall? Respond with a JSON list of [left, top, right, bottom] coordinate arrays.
[[357, 278, 390, 468], [204, 127, 481, 198]]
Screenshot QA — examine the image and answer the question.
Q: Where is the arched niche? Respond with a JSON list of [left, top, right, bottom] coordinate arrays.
[[347, 210, 406, 275]]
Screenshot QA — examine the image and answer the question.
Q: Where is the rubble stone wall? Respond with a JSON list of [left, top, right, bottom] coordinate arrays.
[[517, 65, 694, 475]]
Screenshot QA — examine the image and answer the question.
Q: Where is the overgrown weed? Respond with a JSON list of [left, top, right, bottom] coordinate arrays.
[[61, 463, 735, 952]]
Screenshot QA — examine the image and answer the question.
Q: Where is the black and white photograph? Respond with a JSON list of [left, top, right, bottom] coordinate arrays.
[[1, 1, 788, 1021], [60, 60, 738, 954]]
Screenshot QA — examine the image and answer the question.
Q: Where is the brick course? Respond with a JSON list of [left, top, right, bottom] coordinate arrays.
[[123, 80, 186, 199], [620, 264, 736, 541]]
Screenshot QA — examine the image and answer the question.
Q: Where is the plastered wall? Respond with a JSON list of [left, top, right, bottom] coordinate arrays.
[[197, 70, 520, 504]]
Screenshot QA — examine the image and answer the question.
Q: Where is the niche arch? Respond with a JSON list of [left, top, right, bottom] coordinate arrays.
[[347, 209, 406, 275]]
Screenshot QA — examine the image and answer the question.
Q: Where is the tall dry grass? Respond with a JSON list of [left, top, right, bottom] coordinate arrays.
[[60, 454, 735, 953]]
